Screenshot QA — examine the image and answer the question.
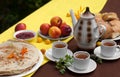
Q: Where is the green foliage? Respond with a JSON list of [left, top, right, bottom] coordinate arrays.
[[90, 54, 102, 64], [56, 55, 73, 74], [0, 0, 50, 33]]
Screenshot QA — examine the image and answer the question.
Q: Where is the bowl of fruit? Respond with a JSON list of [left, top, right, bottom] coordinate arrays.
[[38, 16, 72, 40], [14, 30, 36, 41]]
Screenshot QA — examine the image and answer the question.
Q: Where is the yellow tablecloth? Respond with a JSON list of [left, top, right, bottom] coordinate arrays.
[[0, 0, 107, 77]]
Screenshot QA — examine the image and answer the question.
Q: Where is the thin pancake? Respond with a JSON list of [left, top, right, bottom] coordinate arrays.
[[0, 39, 40, 76]]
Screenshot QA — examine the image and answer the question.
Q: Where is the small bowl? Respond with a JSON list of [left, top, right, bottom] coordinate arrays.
[[14, 30, 36, 41]]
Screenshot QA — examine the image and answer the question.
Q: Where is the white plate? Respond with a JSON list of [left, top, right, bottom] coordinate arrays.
[[38, 30, 72, 40], [4, 50, 44, 77], [94, 46, 120, 60], [45, 48, 73, 62], [67, 59, 97, 74], [111, 35, 120, 41]]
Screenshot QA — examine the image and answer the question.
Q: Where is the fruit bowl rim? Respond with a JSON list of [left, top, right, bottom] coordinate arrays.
[[38, 30, 72, 40]]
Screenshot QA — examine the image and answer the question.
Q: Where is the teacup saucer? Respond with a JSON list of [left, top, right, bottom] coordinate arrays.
[[67, 59, 97, 74], [45, 48, 73, 62], [94, 46, 120, 60]]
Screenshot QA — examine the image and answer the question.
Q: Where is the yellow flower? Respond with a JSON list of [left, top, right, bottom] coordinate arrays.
[[66, 6, 85, 20], [66, 13, 70, 17], [79, 6, 85, 12]]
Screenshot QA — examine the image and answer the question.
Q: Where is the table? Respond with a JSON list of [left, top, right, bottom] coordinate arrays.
[[33, 0, 120, 77], [0, 0, 119, 77]]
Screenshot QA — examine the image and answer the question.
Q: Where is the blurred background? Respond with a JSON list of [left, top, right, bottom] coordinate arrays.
[[0, 0, 50, 33]]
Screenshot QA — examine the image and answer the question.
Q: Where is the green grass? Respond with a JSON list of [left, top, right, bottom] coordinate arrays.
[[0, 0, 50, 33]]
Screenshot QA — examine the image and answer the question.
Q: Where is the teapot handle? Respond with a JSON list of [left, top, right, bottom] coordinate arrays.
[[98, 23, 106, 38]]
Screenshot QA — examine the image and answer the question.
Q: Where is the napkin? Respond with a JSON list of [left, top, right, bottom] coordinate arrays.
[[0, 0, 107, 77]]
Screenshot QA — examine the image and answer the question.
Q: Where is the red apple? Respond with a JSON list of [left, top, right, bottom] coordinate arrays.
[[60, 23, 72, 37], [40, 23, 51, 35], [15, 23, 26, 32], [50, 16, 62, 27], [48, 26, 61, 38]]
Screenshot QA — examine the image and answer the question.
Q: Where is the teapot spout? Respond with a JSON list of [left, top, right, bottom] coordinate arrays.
[[70, 9, 77, 26]]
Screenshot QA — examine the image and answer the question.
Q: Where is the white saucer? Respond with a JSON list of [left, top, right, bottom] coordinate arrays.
[[67, 59, 97, 74], [45, 48, 73, 62], [94, 46, 120, 60], [111, 35, 120, 41]]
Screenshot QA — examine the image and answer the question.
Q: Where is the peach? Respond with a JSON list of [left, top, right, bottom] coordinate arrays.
[[50, 16, 62, 27], [15, 23, 26, 32], [48, 26, 61, 38], [40, 23, 51, 35]]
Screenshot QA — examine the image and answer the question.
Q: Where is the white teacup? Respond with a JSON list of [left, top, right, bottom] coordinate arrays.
[[101, 40, 117, 57], [73, 51, 90, 70], [52, 41, 68, 58]]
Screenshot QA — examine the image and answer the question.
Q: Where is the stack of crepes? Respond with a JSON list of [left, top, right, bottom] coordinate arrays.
[[0, 39, 40, 76]]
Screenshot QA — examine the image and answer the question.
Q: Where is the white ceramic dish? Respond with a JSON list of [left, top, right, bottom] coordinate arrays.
[[94, 46, 120, 60], [14, 30, 36, 41], [45, 48, 73, 62], [111, 35, 120, 41], [67, 59, 97, 74], [38, 30, 72, 40], [3, 49, 43, 77]]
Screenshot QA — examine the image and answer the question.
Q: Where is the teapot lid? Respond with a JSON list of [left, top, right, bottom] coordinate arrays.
[[81, 7, 94, 19]]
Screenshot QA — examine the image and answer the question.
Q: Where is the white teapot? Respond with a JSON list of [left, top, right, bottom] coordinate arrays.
[[70, 7, 106, 49]]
